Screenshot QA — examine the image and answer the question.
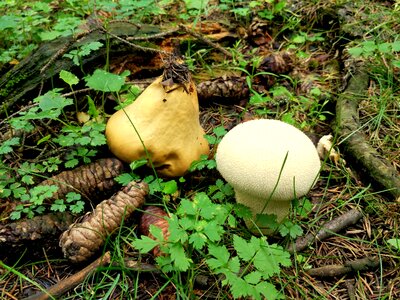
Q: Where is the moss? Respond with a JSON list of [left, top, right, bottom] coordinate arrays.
[[0, 72, 28, 98]]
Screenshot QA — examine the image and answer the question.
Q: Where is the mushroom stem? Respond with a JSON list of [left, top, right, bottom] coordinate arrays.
[[236, 191, 291, 231]]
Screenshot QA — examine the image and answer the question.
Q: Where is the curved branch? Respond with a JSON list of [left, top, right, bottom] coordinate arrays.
[[335, 67, 400, 200]]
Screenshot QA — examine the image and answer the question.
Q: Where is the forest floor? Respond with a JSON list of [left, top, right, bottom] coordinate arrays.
[[0, 0, 399, 299]]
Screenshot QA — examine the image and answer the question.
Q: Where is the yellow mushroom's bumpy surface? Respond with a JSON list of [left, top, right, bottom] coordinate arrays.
[[216, 119, 321, 224], [105, 76, 209, 177]]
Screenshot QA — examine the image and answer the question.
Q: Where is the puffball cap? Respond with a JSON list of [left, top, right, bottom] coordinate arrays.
[[216, 119, 320, 202]]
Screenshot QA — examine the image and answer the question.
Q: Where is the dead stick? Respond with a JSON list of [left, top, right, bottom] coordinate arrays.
[[102, 28, 171, 56], [287, 209, 363, 253], [23, 252, 111, 300], [345, 279, 356, 300], [306, 256, 380, 277]]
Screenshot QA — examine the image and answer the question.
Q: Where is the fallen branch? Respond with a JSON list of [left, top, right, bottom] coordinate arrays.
[[23, 252, 111, 300], [335, 66, 400, 200], [287, 209, 363, 253], [23, 256, 160, 300], [0, 212, 74, 248], [306, 256, 380, 277]]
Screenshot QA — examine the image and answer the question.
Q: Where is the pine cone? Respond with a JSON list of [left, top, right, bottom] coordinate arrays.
[[197, 76, 249, 104], [258, 52, 293, 74], [59, 181, 148, 263], [39, 158, 124, 200], [248, 17, 272, 46]]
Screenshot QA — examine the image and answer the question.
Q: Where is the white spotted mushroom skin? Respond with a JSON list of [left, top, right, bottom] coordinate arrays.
[[216, 119, 321, 231]]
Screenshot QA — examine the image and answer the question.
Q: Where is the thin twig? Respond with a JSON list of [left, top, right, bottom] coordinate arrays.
[[101, 28, 171, 56], [287, 209, 364, 253], [126, 27, 179, 41], [40, 27, 101, 74], [0, 88, 95, 129], [178, 24, 233, 58], [346, 279, 357, 300], [62, 88, 93, 98], [23, 252, 111, 300]]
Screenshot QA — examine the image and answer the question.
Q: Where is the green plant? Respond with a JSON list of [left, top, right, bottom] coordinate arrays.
[[0, 1, 86, 66], [54, 122, 107, 168], [64, 41, 104, 67], [257, 0, 287, 20], [291, 31, 325, 45], [189, 125, 227, 171], [132, 191, 291, 299], [387, 238, 400, 252], [8, 184, 83, 220], [219, 0, 287, 22], [178, 0, 210, 21], [0, 70, 122, 219], [9, 89, 73, 133], [348, 39, 400, 68]]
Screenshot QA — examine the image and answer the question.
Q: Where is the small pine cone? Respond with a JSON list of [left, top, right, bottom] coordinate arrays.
[[139, 206, 170, 257], [259, 52, 293, 74], [59, 181, 148, 263], [248, 17, 272, 46], [39, 158, 124, 200], [197, 76, 249, 104]]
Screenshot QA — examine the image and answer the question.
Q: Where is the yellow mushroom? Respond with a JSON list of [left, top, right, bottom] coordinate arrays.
[[105, 63, 209, 177]]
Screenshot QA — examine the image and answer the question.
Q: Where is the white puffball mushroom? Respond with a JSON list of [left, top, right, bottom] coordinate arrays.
[[216, 119, 321, 233]]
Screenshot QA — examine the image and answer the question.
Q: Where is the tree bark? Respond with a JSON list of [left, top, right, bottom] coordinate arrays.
[[0, 212, 74, 260], [0, 22, 162, 117]]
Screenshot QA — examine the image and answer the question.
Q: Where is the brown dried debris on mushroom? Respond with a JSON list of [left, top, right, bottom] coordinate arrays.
[[139, 205, 170, 257], [59, 181, 148, 263]]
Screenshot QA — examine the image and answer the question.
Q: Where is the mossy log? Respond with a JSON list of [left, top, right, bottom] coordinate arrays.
[[0, 22, 162, 117], [335, 67, 400, 200], [0, 212, 74, 261]]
